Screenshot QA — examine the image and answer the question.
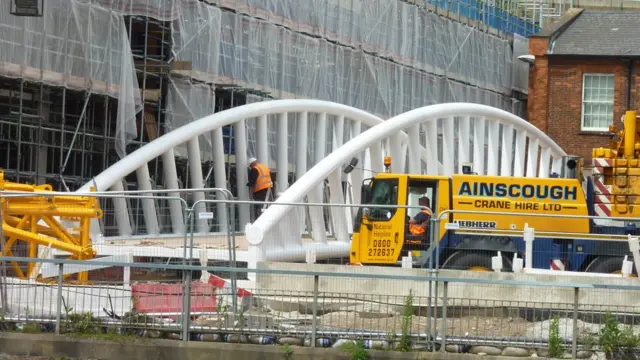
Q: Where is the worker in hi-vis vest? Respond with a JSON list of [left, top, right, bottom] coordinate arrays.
[[246, 157, 274, 221], [409, 196, 433, 236]]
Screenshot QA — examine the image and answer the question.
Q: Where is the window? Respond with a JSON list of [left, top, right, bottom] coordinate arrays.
[[367, 179, 398, 221], [581, 73, 614, 131]]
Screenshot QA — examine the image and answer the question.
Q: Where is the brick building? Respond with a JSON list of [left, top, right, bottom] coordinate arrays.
[[528, 9, 640, 164]]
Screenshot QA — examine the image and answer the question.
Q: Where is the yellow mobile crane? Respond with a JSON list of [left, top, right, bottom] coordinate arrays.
[[0, 170, 102, 283], [350, 111, 640, 274]]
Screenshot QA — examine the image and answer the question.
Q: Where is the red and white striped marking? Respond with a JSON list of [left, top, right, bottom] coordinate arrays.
[[208, 275, 253, 298], [591, 158, 613, 217], [550, 259, 565, 271]]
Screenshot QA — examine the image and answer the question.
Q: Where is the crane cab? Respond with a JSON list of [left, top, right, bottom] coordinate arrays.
[[349, 173, 451, 265]]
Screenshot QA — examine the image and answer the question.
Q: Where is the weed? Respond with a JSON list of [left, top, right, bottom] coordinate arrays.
[[396, 290, 413, 352], [340, 340, 370, 360], [281, 343, 294, 359], [547, 315, 564, 358], [598, 312, 640, 359], [21, 322, 41, 333]]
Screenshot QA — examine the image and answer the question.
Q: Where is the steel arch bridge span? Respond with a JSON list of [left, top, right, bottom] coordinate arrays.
[[246, 102, 567, 267], [75, 100, 397, 241]]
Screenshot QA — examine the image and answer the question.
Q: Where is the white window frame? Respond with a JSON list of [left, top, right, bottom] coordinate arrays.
[[581, 73, 615, 132]]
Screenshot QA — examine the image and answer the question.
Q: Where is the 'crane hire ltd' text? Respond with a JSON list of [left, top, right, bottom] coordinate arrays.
[[457, 182, 577, 212]]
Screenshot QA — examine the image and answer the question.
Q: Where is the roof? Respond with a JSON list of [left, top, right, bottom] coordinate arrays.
[[550, 10, 640, 56]]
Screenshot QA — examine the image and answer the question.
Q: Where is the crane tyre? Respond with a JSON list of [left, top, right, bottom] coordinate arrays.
[[585, 256, 637, 276], [442, 251, 512, 272]]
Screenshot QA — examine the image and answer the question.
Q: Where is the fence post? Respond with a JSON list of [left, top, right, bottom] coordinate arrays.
[[572, 287, 579, 359], [440, 281, 448, 352], [311, 274, 319, 348], [227, 197, 238, 313], [55, 263, 63, 334], [181, 209, 195, 342]]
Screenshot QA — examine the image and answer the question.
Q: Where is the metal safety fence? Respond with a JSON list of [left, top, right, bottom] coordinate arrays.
[[1, 257, 640, 358], [4, 191, 640, 357]]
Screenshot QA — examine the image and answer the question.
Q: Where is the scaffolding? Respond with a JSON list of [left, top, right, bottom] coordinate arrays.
[[0, 0, 531, 236]]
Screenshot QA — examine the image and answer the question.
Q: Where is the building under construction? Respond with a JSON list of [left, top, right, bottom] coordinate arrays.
[[0, 0, 531, 235]]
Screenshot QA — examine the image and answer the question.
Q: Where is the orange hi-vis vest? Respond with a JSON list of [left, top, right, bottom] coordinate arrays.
[[409, 208, 433, 235], [253, 162, 273, 193]]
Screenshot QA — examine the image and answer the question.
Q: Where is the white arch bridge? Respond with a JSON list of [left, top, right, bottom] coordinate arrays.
[[74, 100, 566, 269]]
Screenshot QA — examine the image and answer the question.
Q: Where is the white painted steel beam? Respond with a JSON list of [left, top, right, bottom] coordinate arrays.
[[539, 147, 551, 178], [486, 119, 500, 176], [135, 164, 159, 235], [257, 114, 269, 165], [500, 124, 514, 176], [308, 112, 328, 244], [526, 138, 540, 178], [457, 116, 470, 173], [472, 117, 486, 175], [442, 117, 455, 176], [276, 112, 288, 195], [234, 119, 251, 226], [110, 180, 132, 237], [249, 103, 567, 261], [409, 124, 421, 174], [161, 149, 185, 234], [425, 122, 438, 174], [513, 130, 527, 177], [187, 138, 208, 233], [212, 128, 229, 233], [296, 112, 309, 235]]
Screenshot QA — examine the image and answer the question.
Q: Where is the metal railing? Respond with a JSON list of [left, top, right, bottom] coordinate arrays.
[[3, 194, 640, 357], [1, 256, 640, 357]]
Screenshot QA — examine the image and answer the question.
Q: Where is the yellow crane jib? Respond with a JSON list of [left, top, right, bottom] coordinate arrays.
[[0, 170, 103, 283]]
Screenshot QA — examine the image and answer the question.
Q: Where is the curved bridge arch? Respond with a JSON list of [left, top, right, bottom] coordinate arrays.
[[77, 100, 391, 239], [247, 102, 567, 266]]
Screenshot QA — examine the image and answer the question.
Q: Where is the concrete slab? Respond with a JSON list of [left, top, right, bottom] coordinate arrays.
[[255, 262, 640, 312]]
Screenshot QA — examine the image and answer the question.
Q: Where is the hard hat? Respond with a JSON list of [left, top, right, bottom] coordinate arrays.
[[248, 157, 257, 165]]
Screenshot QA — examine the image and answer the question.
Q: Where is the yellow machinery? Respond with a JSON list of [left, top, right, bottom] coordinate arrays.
[[350, 111, 640, 273], [0, 170, 102, 283]]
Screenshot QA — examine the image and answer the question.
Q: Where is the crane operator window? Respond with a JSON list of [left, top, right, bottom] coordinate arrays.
[[407, 186, 435, 218], [367, 179, 398, 221]]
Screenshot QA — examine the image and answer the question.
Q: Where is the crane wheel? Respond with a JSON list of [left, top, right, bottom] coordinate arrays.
[[585, 256, 638, 277], [442, 251, 513, 272]]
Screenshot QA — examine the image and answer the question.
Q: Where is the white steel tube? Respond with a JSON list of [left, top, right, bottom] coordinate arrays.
[[111, 180, 133, 237], [161, 149, 185, 234], [135, 164, 160, 235], [526, 138, 540, 178], [349, 120, 363, 206], [473, 117, 486, 175], [78, 100, 388, 193], [257, 114, 269, 165], [187, 138, 208, 233], [328, 168, 349, 243], [458, 116, 470, 172], [296, 112, 308, 234], [249, 103, 566, 249], [425, 122, 438, 174], [212, 128, 229, 233], [370, 141, 384, 174], [276, 112, 288, 194], [389, 135, 402, 172], [309, 113, 328, 244], [442, 117, 455, 176], [234, 120, 251, 227], [513, 130, 527, 177], [486, 119, 500, 176], [500, 124, 514, 176], [408, 124, 421, 174]]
